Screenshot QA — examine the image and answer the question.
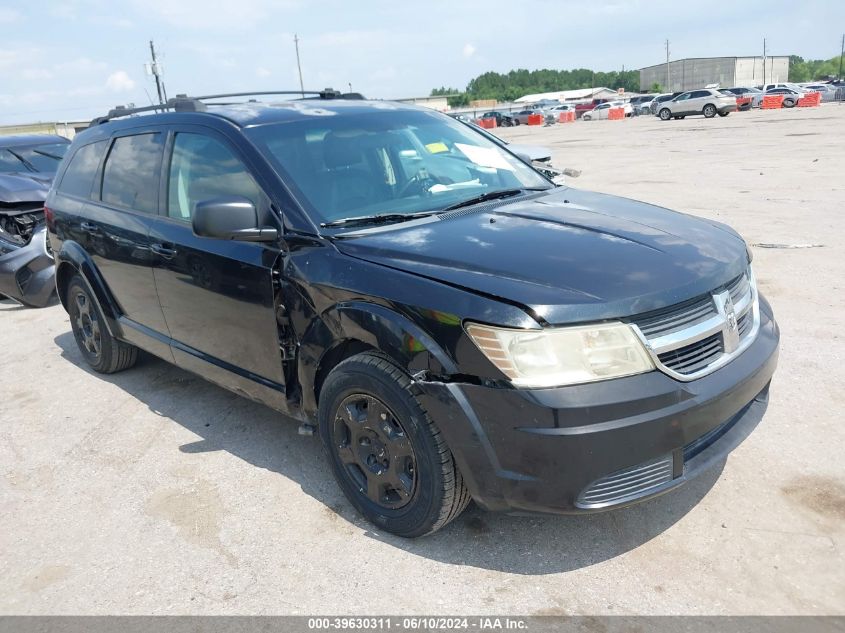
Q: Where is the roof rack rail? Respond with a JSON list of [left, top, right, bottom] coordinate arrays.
[[90, 88, 362, 125]]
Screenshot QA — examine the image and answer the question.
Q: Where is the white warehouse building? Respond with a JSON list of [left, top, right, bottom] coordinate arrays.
[[639, 56, 790, 92]]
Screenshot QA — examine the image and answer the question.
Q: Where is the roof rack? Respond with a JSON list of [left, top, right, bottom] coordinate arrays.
[[90, 88, 364, 125]]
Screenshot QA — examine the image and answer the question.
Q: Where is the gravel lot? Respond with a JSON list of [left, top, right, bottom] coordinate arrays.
[[2, 104, 843, 616]]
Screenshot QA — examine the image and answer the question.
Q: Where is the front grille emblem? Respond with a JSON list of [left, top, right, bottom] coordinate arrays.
[[714, 290, 740, 353]]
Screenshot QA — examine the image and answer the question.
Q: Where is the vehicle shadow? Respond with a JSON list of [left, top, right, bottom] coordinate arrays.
[[54, 331, 731, 575]]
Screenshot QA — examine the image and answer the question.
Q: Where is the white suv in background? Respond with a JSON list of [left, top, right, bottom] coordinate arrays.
[[656, 89, 737, 120]]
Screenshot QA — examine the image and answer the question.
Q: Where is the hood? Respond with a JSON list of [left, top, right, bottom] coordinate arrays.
[[334, 187, 749, 325], [0, 172, 52, 204]]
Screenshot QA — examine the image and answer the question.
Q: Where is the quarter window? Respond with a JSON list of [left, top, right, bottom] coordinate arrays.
[[101, 134, 163, 213], [167, 133, 261, 221], [57, 141, 107, 199]]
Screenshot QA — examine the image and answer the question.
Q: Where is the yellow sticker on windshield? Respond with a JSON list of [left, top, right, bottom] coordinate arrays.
[[425, 142, 449, 154]]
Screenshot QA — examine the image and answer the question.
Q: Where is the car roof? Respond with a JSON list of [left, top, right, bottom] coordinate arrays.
[[86, 98, 433, 135], [0, 134, 70, 148]]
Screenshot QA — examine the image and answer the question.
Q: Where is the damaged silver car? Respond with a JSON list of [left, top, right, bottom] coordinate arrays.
[[0, 134, 69, 307]]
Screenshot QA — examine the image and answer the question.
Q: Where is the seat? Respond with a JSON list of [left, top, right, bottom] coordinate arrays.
[[322, 132, 378, 215]]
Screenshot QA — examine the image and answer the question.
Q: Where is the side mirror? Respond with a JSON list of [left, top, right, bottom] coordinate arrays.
[[192, 196, 278, 242]]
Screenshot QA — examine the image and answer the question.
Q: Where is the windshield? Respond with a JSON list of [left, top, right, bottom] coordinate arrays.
[[246, 108, 551, 226]]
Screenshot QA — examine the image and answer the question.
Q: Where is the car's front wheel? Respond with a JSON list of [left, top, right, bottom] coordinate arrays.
[[319, 352, 471, 537], [718, 111, 729, 117], [67, 274, 138, 373], [783, 98, 796, 108], [659, 108, 672, 121], [703, 104, 717, 118]]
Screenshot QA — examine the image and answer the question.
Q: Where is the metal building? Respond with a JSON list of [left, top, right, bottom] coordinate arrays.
[[639, 56, 791, 92]]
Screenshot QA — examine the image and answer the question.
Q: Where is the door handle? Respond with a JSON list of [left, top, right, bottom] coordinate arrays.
[[151, 243, 177, 259], [80, 221, 98, 233]]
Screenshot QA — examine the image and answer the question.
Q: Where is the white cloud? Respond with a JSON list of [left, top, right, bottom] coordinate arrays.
[[463, 43, 476, 58], [21, 68, 54, 81], [0, 8, 22, 23], [106, 70, 136, 92], [256, 67, 272, 78], [56, 57, 108, 74]]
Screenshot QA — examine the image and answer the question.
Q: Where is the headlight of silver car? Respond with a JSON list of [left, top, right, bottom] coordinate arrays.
[[465, 322, 654, 388]]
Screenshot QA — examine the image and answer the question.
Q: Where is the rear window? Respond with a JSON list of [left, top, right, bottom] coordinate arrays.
[[57, 141, 107, 198], [100, 133, 163, 213]]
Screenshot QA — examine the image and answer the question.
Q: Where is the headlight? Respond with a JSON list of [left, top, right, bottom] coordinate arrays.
[[465, 322, 654, 388]]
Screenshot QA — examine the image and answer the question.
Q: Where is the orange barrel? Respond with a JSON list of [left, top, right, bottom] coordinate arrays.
[[527, 114, 543, 125]]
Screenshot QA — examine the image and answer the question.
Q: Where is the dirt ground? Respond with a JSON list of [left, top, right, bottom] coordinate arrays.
[[1, 104, 843, 615]]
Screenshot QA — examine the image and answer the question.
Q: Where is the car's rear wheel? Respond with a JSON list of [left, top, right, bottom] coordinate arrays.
[[67, 274, 138, 374], [659, 108, 672, 121], [703, 104, 717, 118], [319, 352, 471, 537], [783, 98, 796, 108]]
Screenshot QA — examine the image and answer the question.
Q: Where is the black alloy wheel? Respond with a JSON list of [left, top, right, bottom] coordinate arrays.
[[332, 393, 417, 509], [70, 286, 102, 360]]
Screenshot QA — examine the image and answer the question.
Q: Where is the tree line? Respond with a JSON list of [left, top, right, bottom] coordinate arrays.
[[433, 55, 843, 105]]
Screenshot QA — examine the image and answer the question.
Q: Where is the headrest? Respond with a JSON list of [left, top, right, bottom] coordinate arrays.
[[323, 132, 366, 169]]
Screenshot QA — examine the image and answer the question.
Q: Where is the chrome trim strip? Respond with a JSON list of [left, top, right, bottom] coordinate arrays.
[[631, 267, 760, 382]]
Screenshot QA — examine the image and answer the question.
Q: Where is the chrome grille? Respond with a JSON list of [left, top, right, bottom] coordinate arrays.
[[630, 267, 759, 381], [576, 455, 674, 508], [658, 332, 723, 374]]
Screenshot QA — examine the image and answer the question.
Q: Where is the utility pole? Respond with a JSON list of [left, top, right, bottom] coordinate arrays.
[[839, 33, 844, 79], [148, 40, 167, 106], [665, 39, 670, 91], [294, 34, 305, 97], [762, 38, 767, 87]]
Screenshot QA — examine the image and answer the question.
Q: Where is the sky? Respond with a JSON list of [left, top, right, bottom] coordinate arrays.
[[1, 0, 843, 125]]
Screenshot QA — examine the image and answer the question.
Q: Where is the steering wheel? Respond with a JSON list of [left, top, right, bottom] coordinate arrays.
[[398, 169, 437, 197]]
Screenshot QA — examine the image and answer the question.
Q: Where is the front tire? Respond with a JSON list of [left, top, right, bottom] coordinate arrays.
[[659, 108, 672, 121], [703, 104, 717, 118], [783, 99, 796, 108], [718, 111, 729, 117], [67, 274, 138, 374], [319, 353, 471, 537]]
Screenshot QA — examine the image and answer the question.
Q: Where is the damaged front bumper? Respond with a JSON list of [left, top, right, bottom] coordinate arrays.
[[0, 224, 56, 307], [415, 296, 779, 515]]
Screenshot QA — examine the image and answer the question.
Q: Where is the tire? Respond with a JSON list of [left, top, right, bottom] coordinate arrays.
[[319, 352, 471, 537], [67, 274, 138, 374], [718, 111, 729, 117], [783, 99, 795, 108], [674, 116, 685, 120], [703, 104, 717, 118], [513, 119, 520, 126], [659, 108, 672, 121]]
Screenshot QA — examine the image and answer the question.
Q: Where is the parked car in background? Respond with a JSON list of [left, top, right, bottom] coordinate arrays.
[[650, 92, 683, 114], [656, 89, 736, 120], [722, 86, 764, 108], [802, 84, 838, 102], [46, 92, 778, 537], [510, 108, 543, 125], [0, 134, 70, 307], [581, 100, 632, 121], [448, 113, 473, 123], [628, 95, 655, 115], [479, 111, 514, 127], [574, 98, 613, 118], [763, 88, 801, 108], [763, 82, 807, 95]]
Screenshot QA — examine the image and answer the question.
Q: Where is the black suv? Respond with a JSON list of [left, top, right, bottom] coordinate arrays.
[[46, 91, 779, 537]]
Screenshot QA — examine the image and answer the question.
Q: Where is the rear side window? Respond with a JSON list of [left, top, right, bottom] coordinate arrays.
[[0, 149, 28, 173], [101, 133, 163, 213], [57, 141, 107, 198], [167, 133, 261, 221]]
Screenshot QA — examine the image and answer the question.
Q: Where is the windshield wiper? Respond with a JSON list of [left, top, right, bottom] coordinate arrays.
[[320, 211, 435, 229], [442, 188, 545, 212]]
